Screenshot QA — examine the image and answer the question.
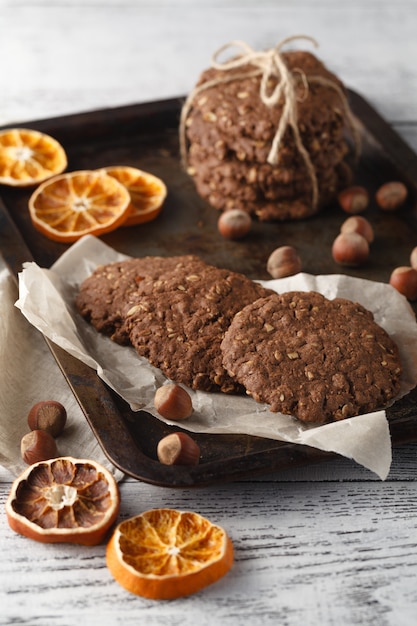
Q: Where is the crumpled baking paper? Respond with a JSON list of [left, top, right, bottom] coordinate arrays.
[[14, 235, 417, 480]]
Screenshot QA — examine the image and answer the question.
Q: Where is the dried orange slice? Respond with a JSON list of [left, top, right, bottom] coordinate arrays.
[[5, 457, 120, 545], [0, 128, 67, 187], [28, 170, 131, 242], [102, 165, 167, 226], [106, 508, 234, 599]]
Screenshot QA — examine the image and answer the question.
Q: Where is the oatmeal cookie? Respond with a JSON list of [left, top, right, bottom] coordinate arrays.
[[75, 255, 208, 344], [124, 264, 274, 393], [221, 291, 402, 423]]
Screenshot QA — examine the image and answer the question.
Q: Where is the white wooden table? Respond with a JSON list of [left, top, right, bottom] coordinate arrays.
[[1, 2, 417, 624]]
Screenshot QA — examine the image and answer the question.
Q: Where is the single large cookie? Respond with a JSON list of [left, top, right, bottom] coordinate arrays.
[[221, 291, 402, 423], [75, 255, 208, 344], [124, 264, 274, 393]]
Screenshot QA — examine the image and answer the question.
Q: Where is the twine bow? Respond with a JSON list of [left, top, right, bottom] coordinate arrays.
[[180, 36, 361, 210]]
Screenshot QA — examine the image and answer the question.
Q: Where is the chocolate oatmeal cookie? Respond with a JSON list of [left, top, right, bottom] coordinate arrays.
[[75, 255, 208, 344], [184, 49, 356, 220], [221, 291, 402, 423], [123, 264, 274, 393], [76, 255, 274, 393]]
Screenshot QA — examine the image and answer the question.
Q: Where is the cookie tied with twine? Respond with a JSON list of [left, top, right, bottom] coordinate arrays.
[[180, 36, 361, 221]]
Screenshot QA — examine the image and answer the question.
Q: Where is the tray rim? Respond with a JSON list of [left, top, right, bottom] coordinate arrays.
[[1, 88, 417, 486]]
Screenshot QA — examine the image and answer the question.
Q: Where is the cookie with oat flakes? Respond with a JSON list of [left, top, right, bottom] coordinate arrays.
[[221, 291, 402, 423], [124, 263, 274, 393], [75, 255, 208, 344], [184, 50, 355, 220]]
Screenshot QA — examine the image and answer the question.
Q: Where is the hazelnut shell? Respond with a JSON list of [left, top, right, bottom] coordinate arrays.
[[154, 384, 193, 420], [332, 232, 369, 267], [21, 430, 59, 465], [267, 245, 302, 278], [157, 432, 200, 466], [217, 209, 252, 240], [27, 400, 67, 437], [389, 266, 417, 301]]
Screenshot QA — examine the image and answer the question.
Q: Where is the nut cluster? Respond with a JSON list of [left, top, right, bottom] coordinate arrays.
[[334, 181, 414, 300], [21, 400, 67, 465], [337, 182, 417, 299], [332, 217, 372, 267], [333, 183, 415, 298], [338, 182, 408, 214], [332, 181, 408, 267], [261, 180, 412, 300], [153, 384, 200, 466]]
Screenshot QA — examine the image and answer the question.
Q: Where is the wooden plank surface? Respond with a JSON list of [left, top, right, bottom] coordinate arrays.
[[1, 468, 417, 626], [1, 1, 417, 624]]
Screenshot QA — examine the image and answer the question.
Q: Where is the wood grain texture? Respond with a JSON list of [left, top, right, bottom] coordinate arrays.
[[1, 1, 417, 624], [1, 475, 417, 626]]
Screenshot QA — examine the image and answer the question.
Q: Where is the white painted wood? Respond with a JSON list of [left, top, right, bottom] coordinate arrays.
[[1, 1, 417, 624], [1, 0, 417, 125], [1, 472, 417, 625]]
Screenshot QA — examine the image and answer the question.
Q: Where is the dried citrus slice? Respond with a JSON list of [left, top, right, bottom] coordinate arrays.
[[102, 165, 167, 226], [28, 170, 131, 242], [106, 508, 234, 599], [5, 457, 120, 545], [0, 128, 67, 187]]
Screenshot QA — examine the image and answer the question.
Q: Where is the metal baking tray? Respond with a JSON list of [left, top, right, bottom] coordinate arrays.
[[1, 90, 417, 486]]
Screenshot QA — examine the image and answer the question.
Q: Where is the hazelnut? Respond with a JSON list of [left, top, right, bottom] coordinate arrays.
[[410, 246, 417, 269], [340, 215, 374, 244], [332, 232, 369, 266], [217, 209, 252, 240], [27, 400, 67, 437], [154, 384, 193, 420], [389, 266, 417, 301], [375, 181, 408, 211], [21, 430, 59, 465], [267, 245, 302, 278], [157, 432, 200, 466], [337, 186, 369, 214]]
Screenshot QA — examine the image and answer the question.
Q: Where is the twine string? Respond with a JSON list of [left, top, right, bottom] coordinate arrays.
[[180, 36, 361, 209]]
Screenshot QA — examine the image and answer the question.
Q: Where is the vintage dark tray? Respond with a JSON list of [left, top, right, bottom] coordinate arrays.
[[1, 90, 417, 486]]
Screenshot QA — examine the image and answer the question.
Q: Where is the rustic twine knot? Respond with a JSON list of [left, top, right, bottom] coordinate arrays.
[[180, 35, 361, 210]]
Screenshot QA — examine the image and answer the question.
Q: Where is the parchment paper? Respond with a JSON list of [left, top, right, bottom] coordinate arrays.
[[15, 235, 417, 479]]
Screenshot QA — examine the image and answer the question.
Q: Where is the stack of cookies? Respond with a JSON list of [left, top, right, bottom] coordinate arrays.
[[183, 48, 355, 220], [76, 255, 402, 425]]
